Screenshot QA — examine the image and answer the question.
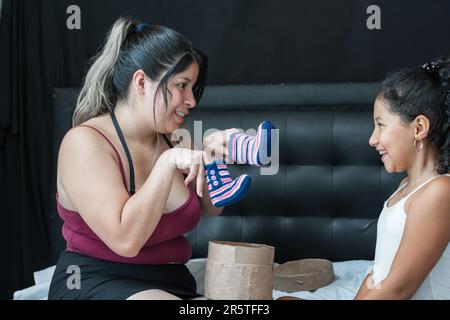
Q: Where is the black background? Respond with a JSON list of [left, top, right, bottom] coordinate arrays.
[[1, 0, 449, 299]]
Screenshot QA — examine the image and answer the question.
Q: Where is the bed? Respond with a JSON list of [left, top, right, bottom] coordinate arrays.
[[14, 258, 373, 300], [15, 83, 405, 299]]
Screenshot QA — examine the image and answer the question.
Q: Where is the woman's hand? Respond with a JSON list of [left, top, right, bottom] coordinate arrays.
[[166, 148, 206, 197], [203, 128, 241, 162]]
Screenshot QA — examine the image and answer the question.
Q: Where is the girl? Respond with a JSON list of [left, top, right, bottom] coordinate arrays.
[[355, 59, 450, 299]]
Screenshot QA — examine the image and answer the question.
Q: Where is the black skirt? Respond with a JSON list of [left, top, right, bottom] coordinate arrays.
[[48, 251, 199, 300]]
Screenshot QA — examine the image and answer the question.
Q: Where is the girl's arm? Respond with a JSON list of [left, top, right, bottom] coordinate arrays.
[[354, 272, 373, 299], [356, 177, 450, 299]]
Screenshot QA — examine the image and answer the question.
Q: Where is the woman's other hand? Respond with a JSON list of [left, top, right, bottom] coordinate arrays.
[[203, 128, 241, 162], [165, 148, 206, 197]]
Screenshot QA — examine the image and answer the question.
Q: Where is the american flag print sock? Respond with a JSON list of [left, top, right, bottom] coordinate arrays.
[[205, 161, 251, 207], [228, 120, 276, 166]]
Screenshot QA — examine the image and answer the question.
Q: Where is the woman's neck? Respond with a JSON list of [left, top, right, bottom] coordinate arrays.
[[113, 101, 157, 146]]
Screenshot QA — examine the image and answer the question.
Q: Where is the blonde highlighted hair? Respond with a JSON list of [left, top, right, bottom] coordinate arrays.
[[73, 17, 134, 126], [72, 16, 208, 128]]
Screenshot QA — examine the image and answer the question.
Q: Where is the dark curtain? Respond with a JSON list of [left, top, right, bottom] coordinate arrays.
[[1, 0, 449, 299], [0, 0, 51, 300]]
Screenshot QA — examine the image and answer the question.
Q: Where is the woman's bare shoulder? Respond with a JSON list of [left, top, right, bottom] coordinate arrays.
[[60, 115, 114, 154], [57, 118, 128, 213], [58, 117, 119, 186]]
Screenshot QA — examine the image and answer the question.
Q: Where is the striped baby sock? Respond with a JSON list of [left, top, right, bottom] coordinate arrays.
[[228, 120, 276, 166], [205, 161, 251, 207]]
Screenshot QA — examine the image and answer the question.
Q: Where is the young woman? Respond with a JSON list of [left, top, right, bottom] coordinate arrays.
[[49, 17, 223, 300], [355, 59, 450, 299]]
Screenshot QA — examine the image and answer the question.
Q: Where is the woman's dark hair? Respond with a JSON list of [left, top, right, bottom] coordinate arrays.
[[376, 58, 450, 174], [73, 16, 208, 128]]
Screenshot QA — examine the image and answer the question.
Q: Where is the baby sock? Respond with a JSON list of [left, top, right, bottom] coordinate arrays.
[[228, 120, 276, 166], [205, 161, 251, 207]]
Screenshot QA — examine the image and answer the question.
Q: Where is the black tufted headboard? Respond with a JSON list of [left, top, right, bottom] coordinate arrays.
[[50, 84, 406, 264]]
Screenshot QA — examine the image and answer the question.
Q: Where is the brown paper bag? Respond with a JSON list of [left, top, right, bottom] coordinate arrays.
[[204, 241, 275, 300]]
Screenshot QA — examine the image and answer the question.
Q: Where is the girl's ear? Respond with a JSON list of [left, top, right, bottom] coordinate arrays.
[[414, 115, 431, 140]]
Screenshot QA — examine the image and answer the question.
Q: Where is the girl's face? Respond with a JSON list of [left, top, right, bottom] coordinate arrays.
[[145, 62, 199, 134], [369, 97, 416, 173]]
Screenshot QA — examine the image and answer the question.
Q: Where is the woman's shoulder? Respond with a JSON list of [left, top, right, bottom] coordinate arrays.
[[59, 117, 117, 164], [64, 115, 112, 145]]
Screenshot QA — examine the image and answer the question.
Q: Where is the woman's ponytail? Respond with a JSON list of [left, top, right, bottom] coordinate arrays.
[[72, 16, 208, 130], [72, 17, 134, 126]]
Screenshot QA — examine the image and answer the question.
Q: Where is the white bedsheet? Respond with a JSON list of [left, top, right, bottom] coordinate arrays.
[[272, 260, 372, 300], [13, 259, 373, 300]]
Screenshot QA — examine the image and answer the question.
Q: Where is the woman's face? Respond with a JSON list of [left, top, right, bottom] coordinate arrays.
[[369, 97, 416, 173], [145, 62, 200, 134]]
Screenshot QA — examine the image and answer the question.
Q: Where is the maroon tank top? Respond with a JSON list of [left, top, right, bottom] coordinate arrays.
[[56, 124, 201, 264]]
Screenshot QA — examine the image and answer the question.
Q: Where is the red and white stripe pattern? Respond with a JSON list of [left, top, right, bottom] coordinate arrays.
[[229, 121, 274, 166], [205, 161, 252, 207]]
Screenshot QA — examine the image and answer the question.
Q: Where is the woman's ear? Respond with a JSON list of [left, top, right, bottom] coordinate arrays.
[[414, 115, 431, 140], [132, 69, 148, 95]]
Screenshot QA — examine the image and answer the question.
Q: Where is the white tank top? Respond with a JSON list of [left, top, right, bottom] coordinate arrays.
[[372, 174, 450, 300]]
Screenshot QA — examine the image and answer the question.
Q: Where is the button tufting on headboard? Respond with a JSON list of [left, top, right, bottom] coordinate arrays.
[[51, 84, 406, 264]]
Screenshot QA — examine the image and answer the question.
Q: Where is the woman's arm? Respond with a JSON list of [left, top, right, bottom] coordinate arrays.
[[172, 129, 229, 216], [59, 127, 205, 257], [355, 177, 450, 299]]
